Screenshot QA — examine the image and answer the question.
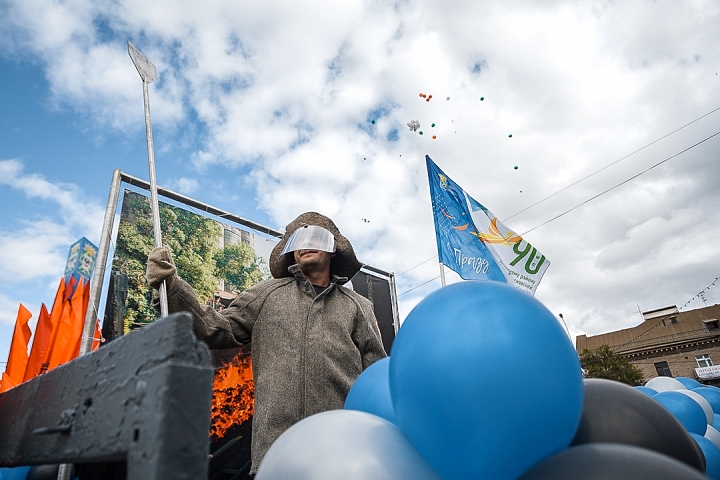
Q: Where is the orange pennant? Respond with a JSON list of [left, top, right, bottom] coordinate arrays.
[[23, 304, 53, 381], [3, 304, 32, 389], [48, 278, 87, 369], [42, 278, 68, 374]]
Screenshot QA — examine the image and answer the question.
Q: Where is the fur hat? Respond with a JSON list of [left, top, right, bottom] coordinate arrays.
[[270, 212, 362, 281]]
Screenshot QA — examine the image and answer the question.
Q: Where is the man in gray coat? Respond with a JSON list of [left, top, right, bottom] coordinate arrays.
[[146, 212, 387, 476]]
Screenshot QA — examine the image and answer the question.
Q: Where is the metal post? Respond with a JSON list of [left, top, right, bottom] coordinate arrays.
[[128, 41, 168, 318], [439, 262, 446, 287], [79, 169, 122, 356], [388, 272, 400, 334]]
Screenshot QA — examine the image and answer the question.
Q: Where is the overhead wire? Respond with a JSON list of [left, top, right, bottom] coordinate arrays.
[[504, 106, 720, 222], [520, 130, 720, 235]]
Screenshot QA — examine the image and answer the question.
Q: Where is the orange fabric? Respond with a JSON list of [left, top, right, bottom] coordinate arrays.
[[0, 372, 17, 393], [92, 319, 102, 351], [43, 278, 68, 373], [48, 278, 87, 369], [23, 304, 53, 381], [4, 304, 32, 388], [69, 281, 91, 358], [63, 276, 78, 302]]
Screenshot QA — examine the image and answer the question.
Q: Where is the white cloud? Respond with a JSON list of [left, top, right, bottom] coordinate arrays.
[[1, 0, 720, 348], [0, 160, 105, 283]]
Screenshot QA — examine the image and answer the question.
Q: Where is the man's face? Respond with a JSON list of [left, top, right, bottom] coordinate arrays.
[[293, 249, 333, 272]]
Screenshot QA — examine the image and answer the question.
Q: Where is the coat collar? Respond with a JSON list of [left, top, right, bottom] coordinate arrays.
[[289, 264, 350, 293]]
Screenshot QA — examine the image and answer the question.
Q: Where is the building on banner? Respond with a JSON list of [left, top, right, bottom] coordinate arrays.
[[426, 156, 550, 296], [576, 303, 720, 385]]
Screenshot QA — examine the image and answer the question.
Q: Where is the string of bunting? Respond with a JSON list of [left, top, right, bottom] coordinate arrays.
[[679, 276, 720, 311]]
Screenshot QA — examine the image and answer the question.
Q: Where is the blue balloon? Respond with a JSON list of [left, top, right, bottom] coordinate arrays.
[[345, 357, 397, 424], [255, 410, 441, 480], [389, 281, 584, 480], [633, 386, 658, 397], [654, 391, 708, 435], [695, 387, 720, 415], [691, 433, 720, 479], [677, 377, 704, 390], [0, 467, 30, 480]]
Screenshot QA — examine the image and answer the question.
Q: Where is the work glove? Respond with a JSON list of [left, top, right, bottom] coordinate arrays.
[[146, 246, 177, 290]]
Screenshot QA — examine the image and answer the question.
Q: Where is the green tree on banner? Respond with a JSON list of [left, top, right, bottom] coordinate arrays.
[[112, 191, 268, 332]]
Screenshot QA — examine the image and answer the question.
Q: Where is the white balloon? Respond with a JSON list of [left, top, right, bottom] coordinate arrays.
[[706, 424, 720, 450], [646, 377, 686, 392], [676, 389, 714, 425], [255, 410, 441, 480]]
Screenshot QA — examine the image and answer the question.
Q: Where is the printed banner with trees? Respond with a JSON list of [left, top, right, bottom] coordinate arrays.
[[111, 190, 273, 333]]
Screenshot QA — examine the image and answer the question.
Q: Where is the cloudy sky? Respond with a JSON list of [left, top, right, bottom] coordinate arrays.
[[1, 0, 719, 362]]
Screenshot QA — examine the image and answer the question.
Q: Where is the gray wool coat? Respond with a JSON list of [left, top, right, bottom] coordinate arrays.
[[163, 264, 387, 474]]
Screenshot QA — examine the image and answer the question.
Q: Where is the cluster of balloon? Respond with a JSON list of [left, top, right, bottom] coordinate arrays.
[[406, 119, 420, 132], [361, 218, 370, 223], [256, 281, 586, 479], [419, 92, 433, 102], [634, 375, 720, 479]]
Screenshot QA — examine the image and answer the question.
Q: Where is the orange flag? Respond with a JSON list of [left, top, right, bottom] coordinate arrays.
[[42, 278, 68, 374], [63, 276, 78, 302], [0, 372, 16, 393], [92, 319, 103, 351], [48, 278, 87, 370], [3, 304, 32, 390], [23, 304, 53, 381], [70, 280, 91, 359]]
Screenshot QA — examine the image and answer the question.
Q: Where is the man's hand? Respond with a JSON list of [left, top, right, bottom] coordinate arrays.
[[146, 246, 177, 290]]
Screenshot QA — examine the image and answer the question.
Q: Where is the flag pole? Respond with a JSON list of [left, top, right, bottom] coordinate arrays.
[[128, 41, 168, 318], [439, 262, 446, 287]]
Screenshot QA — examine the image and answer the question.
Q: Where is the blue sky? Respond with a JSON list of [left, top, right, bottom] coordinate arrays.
[[1, 0, 720, 364]]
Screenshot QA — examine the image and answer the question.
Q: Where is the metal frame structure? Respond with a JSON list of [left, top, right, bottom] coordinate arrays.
[[83, 169, 401, 346]]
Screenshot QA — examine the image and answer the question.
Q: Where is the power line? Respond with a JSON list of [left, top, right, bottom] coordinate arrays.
[[398, 275, 440, 297], [521, 130, 720, 236], [396, 256, 436, 277], [504, 106, 720, 222]]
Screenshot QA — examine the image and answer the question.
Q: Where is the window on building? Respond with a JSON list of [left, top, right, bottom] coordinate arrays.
[[669, 316, 678, 324], [655, 361, 672, 377], [697, 355, 713, 368], [704, 319, 720, 331]]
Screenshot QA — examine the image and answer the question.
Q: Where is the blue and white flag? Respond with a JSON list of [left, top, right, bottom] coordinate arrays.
[[427, 156, 550, 295]]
